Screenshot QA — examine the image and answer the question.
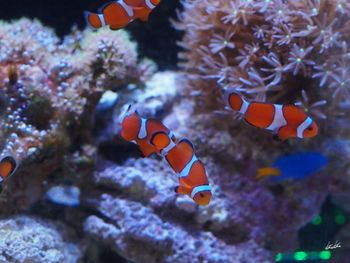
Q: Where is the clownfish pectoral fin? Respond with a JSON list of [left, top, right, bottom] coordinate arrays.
[[139, 147, 154, 157], [0, 156, 17, 179], [84, 11, 105, 30], [150, 131, 171, 150], [138, 12, 151, 22], [133, 7, 152, 22], [174, 185, 191, 195], [277, 127, 292, 141], [256, 167, 281, 180]]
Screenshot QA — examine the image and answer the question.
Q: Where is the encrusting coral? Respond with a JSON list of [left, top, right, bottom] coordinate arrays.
[[0, 18, 154, 210], [0, 216, 81, 263]]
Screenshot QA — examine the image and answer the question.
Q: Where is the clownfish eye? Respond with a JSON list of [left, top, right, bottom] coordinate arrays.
[[307, 126, 313, 131], [199, 193, 204, 198]]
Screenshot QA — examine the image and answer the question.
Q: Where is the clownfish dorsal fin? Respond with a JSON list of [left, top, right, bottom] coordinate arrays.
[[119, 104, 133, 123], [138, 11, 151, 22], [256, 167, 281, 180], [0, 156, 17, 179], [178, 138, 195, 151]]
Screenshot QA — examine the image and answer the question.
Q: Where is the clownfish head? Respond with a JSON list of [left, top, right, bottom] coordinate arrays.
[[302, 119, 318, 139], [191, 185, 212, 206]]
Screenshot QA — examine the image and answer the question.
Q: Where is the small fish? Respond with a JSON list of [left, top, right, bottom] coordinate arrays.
[[0, 156, 17, 181], [120, 105, 176, 157], [225, 91, 318, 140], [84, 0, 160, 30], [155, 138, 212, 206], [256, 152, 328, 180]]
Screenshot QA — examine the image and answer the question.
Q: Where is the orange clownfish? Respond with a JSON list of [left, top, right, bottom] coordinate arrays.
[[225, 91, 318, 140], [120, 106, 176, 157], [151, 136, 212, 206], [84, 0, 161, 31], [0, 156, 17, 182]]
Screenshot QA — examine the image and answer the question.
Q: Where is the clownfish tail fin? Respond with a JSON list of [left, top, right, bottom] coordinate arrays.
[[84, 11, 105, 30], [256, 167, 281, 180], [224, 89, 249, 115], [0, 156, 17, 179]]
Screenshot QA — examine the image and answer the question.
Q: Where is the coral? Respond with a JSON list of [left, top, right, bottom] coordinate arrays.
[[0, 19, 154, 210], [174, 0, 350, 117], [0, 216, 81, 263], [84, 194, 272, 263]]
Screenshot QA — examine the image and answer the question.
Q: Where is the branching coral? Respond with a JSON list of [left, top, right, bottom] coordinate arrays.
[[175, 0, 350, 116], [0, 19, 155, 210]]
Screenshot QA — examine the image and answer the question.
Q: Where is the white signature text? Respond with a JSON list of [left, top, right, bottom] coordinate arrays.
[[325, 240, 341, 250]]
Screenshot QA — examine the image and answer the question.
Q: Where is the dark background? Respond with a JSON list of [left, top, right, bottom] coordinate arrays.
[[0, 0, 182, 70]]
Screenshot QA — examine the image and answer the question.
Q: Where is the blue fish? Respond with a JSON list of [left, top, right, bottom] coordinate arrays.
[[256, 152, 328, 181]]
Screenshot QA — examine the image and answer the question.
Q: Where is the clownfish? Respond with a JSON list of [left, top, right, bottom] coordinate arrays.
[[84, 0, 161, 30], [0, 156, 17, 182], [256, 152, 328, 180], [150, 135, 212, 206], [225, 91, 318, 140], [120, 105, 176, 157]]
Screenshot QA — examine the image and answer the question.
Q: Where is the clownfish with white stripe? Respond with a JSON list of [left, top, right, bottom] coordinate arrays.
[[0, 156, 17, 182], [84, 0, 161, 31], [120, 105, 176, 157], [225, 91, 318, 141], [150, 134, 212, 206]]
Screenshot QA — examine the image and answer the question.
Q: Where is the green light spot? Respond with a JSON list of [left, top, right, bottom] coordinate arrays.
[[294, 251, 307, 261], [275, 253, 283, 262], [335, 213, 346, 225], [312, 215, 322, 225], [319, 250, 331, 260]]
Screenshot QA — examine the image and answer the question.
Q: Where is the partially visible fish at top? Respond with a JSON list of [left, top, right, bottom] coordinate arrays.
[[84, 0, 161, 31], [224, 90, 319, 141], [256, 152, 328, 181]]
